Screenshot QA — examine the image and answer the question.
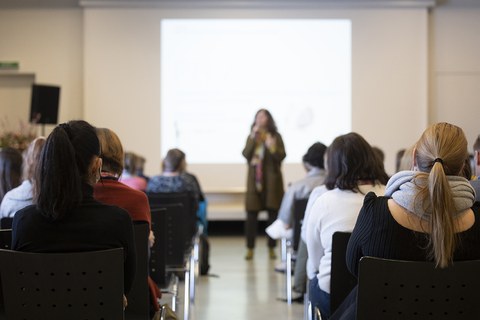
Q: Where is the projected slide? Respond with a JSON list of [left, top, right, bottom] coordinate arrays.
[[161, 19, 351, 163]]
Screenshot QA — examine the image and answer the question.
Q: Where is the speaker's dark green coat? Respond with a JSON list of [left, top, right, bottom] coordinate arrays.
[[242, 132, 286, 211]]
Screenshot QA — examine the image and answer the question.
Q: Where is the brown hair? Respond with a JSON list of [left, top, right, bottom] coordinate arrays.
[[162, 148, 185, 173], [473, 135, 480, 152], [23, 137, 46, 182], [324, 132, 389, 191], [250, 109, 278, 134], [96, 128, 124, 176], [414, 122, 468, 268]]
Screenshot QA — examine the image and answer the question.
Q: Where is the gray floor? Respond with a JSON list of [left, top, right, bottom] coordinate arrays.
[[190, 236, 304, 320]]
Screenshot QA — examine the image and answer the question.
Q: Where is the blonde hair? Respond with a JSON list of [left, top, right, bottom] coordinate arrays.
[[96, 128, 124, 176], [398, 144, 415, 172], [414, 122, 468, 268], [23, 137, 46, 182]]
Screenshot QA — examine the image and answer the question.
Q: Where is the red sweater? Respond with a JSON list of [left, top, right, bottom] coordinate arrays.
[[94, 178, 151, 227], [94, 177, 160, 309]]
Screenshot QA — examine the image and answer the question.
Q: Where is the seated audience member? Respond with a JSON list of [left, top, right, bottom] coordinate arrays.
[[135, 155, 150, 182], [306, 133, 388, 319], [146, 148, 200, 203], [471, 135, 480, 201], [331, 123, 480, 320], [120, 152, 148, 191], [302, 184, 329, 295], [266, 142, 328, 239], [179, 155, 208, 232], [0, 147, 23, 204], [395, 148, 406, 173], [93, 128, 160, 315], [266, 142, 328, 299], [398, 144, 415, 172], [12, 120, 136, 299], [0, 137, 45, 218]]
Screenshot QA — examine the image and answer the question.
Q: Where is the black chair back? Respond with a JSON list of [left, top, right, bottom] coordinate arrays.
[[330, 231, 357, 314], [0, 218, 13, 230], [293, 198, 308, 251], [0, 230, 11, 250], [0, 248, 124, 320], [149, 207, 167, 286], [147, 192, 197, 247], [125, 222, 150, 320], [357, 256, 480, 319]]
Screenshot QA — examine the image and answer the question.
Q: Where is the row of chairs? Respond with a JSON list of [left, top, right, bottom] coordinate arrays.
[[0, 192, 197, 320], [147, 191, 201, 320], [0, 222, 154, 320]]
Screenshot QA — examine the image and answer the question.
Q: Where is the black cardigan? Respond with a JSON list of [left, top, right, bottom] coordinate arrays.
[[12, 184, 136, 294]]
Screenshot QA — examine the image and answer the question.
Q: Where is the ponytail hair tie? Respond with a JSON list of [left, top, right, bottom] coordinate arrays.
[[433, 158, 443, 165]]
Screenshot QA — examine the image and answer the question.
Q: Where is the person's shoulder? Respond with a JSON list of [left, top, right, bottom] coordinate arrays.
[[100, 203, 133, 224], [12, 204, 38, 224], [472, 201, 480, 213], [359, 192, 391, 220]]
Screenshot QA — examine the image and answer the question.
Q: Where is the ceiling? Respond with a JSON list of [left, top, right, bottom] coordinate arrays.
[[0, 0, 478, 8]]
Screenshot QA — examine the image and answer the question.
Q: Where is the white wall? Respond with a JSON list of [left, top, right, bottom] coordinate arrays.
[[83, 7, 428, 190], [0, 9, 83, 135], [431, 7, 480, 152], [4, 4, 479, 192]]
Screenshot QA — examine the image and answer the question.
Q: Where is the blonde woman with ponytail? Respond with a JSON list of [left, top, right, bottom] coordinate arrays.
[[330, 122, 480, 320]]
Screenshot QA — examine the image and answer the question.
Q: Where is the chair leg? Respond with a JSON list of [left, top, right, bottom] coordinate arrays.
[[286, 239, 293, 304], [183, 260, 190, 320], [281, 237, 287, 261]]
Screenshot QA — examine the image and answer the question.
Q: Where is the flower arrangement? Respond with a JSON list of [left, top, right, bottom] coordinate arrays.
[[0, 118, 37, 152]]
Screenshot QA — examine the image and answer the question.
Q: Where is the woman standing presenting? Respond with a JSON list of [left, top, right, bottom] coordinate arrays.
[[242, 109, 286, 260]]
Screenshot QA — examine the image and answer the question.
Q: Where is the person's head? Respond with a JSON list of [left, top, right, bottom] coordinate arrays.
[[461, 155, 473, 180], [96, 128, 124, 176], [473, 135, 480, 177], [302, 142, 327, 170], [135, 156, 146, 175], [251, 109, 278, 133], [22, 137, 46, 182], [395, 149, 406, 172], [123, 152, 137, 175], [35, 120, 102, 221], [413, 122, 469, 268], [372, 146, 385, 164], [162, 148, 186, 173], [324, 132, 389, 191], [399, 145, 415, 171], [0, 147, 23, 202]]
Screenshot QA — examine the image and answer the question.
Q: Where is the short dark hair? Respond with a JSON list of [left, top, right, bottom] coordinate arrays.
[[162, 148, 185, 173], [473, 135, 480, 152], [302, 142, 327, 169], [35, 120, 100, 220], [0, 147, 23, 202], [324, 132, 389, 191]]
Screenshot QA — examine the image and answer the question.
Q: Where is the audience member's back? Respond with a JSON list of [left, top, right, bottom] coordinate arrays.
[[0, 147, 23, 204], [11, 120, 136, 294], [0, 137, 45, 218], [147, 148, 200, 201], [471, 134, 480, 202]]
